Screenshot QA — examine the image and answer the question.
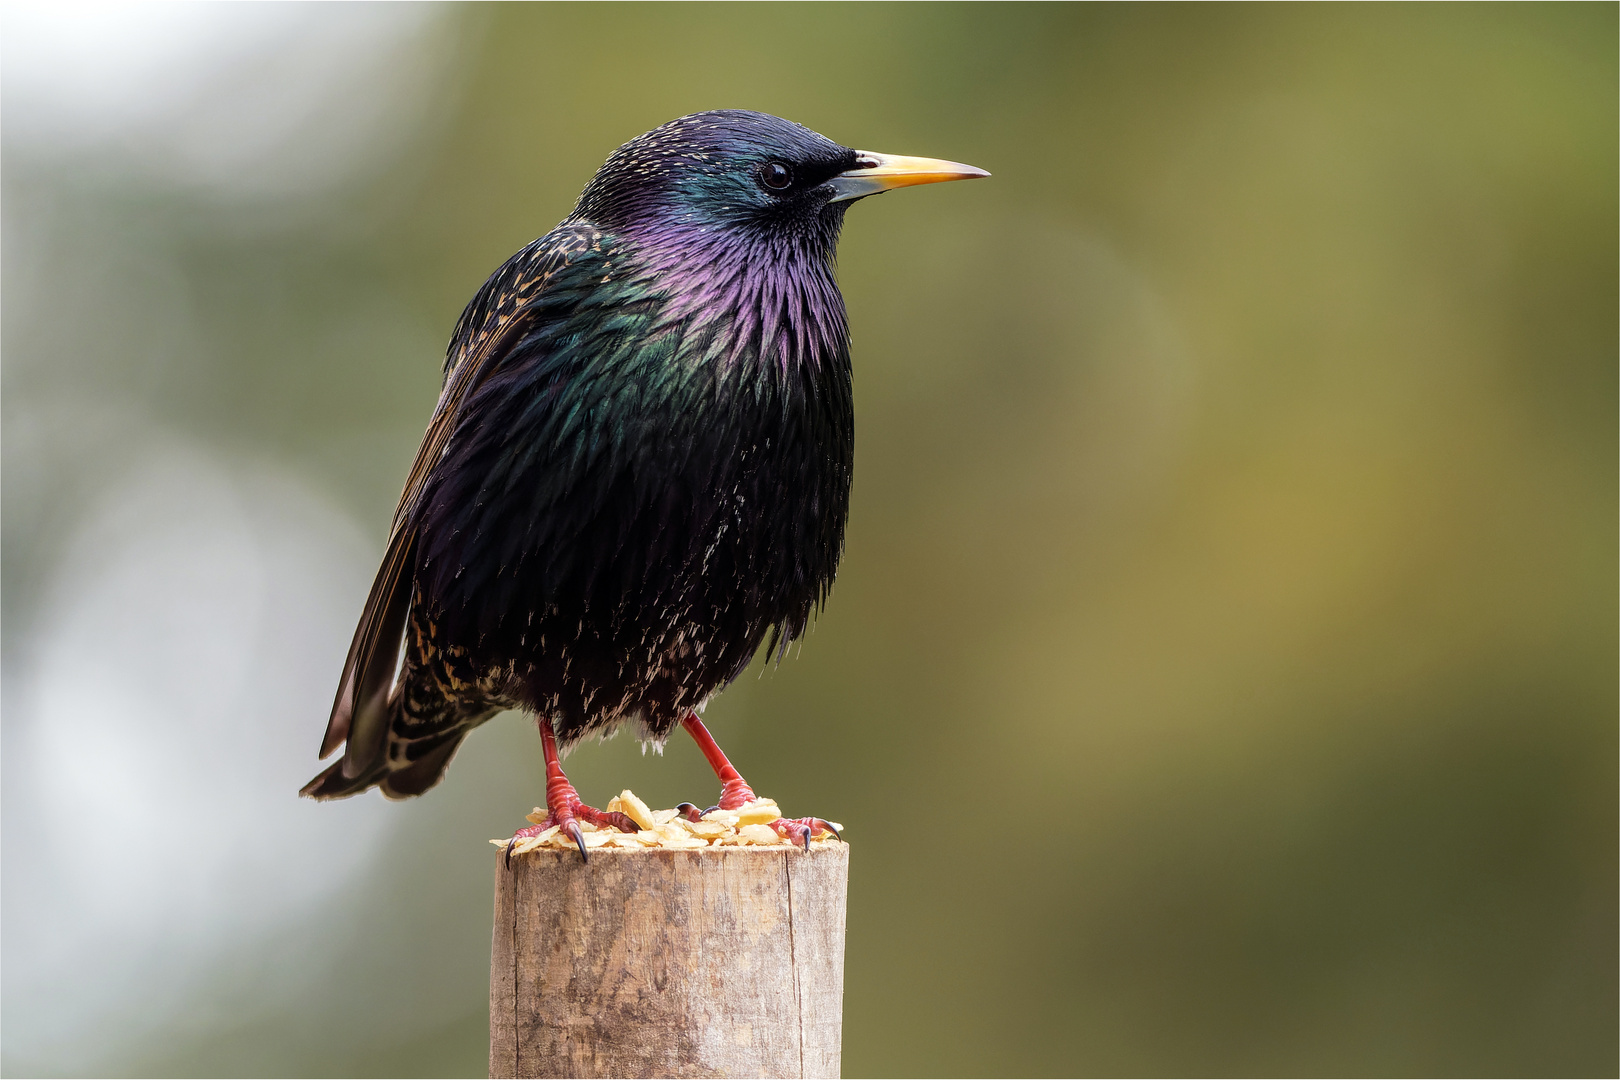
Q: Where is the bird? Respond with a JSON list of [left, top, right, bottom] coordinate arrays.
[[302, 110, 986, 858]]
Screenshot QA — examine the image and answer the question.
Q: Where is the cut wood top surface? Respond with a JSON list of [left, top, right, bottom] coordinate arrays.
[[493, 789, 846, 856]]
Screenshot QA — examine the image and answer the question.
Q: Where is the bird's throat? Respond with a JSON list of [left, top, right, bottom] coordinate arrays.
[[627, 222, 850, 380]]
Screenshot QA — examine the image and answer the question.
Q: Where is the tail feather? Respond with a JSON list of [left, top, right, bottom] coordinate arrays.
[[380, 734, 468, 799], [319, 530, 416, 768], [300, 732, 470, 801], [300, 757, 387, 800], [302, 690, 493, 801]]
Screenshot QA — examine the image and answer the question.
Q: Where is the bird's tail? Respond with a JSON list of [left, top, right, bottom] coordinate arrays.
[[300, 756, 387, 800], [301, 674, 495, 801], [300, 729, 470, 800]]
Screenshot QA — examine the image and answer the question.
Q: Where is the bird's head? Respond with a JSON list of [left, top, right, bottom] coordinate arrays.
[[570, 110, 987, 251]]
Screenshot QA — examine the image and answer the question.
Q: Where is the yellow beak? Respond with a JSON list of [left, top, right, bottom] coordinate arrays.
[[828, 151, 990, 202]]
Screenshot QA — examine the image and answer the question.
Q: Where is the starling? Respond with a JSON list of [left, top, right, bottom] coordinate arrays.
[[302, 111, 986, 856]]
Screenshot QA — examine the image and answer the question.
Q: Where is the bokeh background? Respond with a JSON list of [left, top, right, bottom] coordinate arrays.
[[3, 3, 1614, 1076]]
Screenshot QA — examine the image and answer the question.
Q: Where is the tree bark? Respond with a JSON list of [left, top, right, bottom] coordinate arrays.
[[490, 844, 848, 1079]]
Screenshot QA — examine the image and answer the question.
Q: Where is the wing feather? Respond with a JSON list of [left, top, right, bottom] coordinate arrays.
[[313, 225, 601, 775]]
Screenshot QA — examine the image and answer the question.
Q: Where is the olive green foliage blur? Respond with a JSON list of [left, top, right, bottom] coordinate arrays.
[[7, 4, 1616, 1076]]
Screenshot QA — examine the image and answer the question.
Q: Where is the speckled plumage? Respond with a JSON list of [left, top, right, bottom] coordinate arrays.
[[304, 112, 862, 800]]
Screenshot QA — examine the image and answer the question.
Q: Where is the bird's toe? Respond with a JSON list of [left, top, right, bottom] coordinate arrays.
[[769, 817, 840, 849]]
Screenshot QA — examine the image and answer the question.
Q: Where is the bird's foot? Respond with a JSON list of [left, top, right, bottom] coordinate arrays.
[[767, 816, 842, 851], [716, 776, 758, 811], [673, 799, 840, 851], [506, 717, 636, 866], [505, 799, 637, 865], [672, 777, 760, 819], [677, 713, 842, 849]]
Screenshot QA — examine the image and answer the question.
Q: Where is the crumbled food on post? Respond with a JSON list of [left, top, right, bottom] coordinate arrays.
[[492, 790, 844, 855]]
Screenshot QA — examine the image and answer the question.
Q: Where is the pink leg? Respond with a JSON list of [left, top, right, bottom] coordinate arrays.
[[506, 716, 637, 864], [680, 713, 840, 850]]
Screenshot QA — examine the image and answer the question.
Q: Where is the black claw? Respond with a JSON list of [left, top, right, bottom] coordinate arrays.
[[702, 805, 720, 817], [825, 824, 842, 841], [801, 828, 811, 851], [566, 820, 588, 861], [675, 802, 701, 822], [504, 839, 517, 870]]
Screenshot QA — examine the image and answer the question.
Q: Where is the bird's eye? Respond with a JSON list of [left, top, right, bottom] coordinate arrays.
[[758, 162, 793, 191]]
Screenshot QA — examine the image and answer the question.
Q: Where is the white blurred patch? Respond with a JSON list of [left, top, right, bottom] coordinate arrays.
[[4, 439, 389, 1065], [0, 5, 461, 1069], [1, 0, 459, 196]]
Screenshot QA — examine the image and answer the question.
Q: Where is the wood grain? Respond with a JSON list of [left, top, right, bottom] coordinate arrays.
[[490, 844, 848, 1079]]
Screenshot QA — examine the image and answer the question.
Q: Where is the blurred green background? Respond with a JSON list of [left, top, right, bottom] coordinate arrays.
[[3, 3, 1614, 1076]]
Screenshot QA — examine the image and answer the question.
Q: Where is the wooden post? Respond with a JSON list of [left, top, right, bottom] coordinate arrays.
[[490, 844, 849, 1079]]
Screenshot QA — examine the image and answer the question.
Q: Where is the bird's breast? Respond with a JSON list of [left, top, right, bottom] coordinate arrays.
[[416, 231, 854, 654]]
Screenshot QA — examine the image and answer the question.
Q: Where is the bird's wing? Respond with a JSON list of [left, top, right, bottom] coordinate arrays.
[[317, 224, 603, 774]]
